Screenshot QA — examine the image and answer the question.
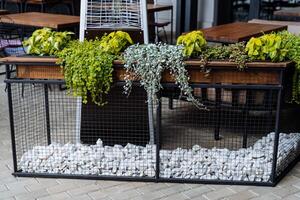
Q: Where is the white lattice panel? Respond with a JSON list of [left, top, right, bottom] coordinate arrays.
[[80, 0, 149, 43]]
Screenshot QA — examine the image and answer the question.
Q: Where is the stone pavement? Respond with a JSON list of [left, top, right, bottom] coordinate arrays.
[[1, 79, 300, 200]]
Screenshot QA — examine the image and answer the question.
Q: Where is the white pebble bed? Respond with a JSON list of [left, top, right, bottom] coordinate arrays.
[[19, 132, 300, 182]]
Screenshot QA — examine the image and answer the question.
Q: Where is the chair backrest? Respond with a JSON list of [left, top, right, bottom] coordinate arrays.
[[0, 16, 25, 56], [80, 0, 149, 43]]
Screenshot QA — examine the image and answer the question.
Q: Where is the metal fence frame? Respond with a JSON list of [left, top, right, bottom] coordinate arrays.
[[4, 63, 300, 187]]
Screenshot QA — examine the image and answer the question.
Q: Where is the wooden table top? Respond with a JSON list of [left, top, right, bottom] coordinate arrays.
[[147, 4, 173, 13], [0, 12, 80, 29], [274, 7, 300, 17], [0, 56, 292, 69], [201, 22, 287, 43]]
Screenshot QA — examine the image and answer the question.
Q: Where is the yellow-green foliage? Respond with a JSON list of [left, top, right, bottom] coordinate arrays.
[[23, 28, 73, 56], [176, 31, 207, 57], [99, 31, 134, 55], [246, 31, 300, 103], [246, 33, 288, 61], [57, 31, 134, 106]]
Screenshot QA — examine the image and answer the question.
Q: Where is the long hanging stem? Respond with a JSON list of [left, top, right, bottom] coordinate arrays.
[[147, 93, 155, 145]]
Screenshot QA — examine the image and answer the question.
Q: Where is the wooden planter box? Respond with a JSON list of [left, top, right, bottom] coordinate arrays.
[[0, 56, 292, 86], [2, 56, 293, 106]]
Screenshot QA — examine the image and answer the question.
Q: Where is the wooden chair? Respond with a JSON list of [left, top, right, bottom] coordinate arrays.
[[149, 0, 172, 43], [4, 0, 23, 13], [0, 16, 25, 75], [23, 0, 75, 15]]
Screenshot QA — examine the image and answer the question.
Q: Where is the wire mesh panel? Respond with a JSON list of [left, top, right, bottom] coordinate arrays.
[[158, 85, 300, 183], [10, 82, 156, 178], [86, 0, 142, 29], [80, 0, 149, 43]]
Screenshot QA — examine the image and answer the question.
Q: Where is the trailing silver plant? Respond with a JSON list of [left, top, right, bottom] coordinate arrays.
[[123, 43, 204, 107], [123, 43, 205, 144]]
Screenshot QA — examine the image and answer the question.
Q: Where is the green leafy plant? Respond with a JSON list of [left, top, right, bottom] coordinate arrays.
[[99, 31, 134, 55], [176, 31, 207, 57], [23, 28, 73, 56], [246, 33, 288, 62], [246, 31, 300, 103], [57, 39, 115, 106], [200, 42, 249, 70], [278, 31, 300, 103], [57, 31, 133, 106], [123, 43, 204, 107]]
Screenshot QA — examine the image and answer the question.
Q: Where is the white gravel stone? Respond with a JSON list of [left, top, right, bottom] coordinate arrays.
[[19, 132, 300, 182]]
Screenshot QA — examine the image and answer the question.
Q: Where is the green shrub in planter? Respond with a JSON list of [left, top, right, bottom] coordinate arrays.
[[200, 42, 249, 70], [57, 31, 134, 106], [57, 39, 115, 106], [99, 31, 134, 55], [246, 33, 289, 61], [246, 31, 300, 103], [176, 31, 207, 57], [23, 28, 73, 56]]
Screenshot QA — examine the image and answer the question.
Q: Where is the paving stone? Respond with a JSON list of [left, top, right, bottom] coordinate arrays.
[[0, 184, 8, 192], [223, 190, 257, 200], [88, 189, 112, 200], [283, 194, 300, 200], [69, 194, 93, 200], [46, 183, 79, 194], [270, 185, 300, 198], [190, 196, 207, 200], [250, 193, 281, 200], [38, 192, 71, 200], [138, 190, 166, 200], [181, 186, 212, 199], [136, 183, 170, 194], [95, 180, 125, 189], [14, 188, 50, 200], [203, 188, 236, 200], [116, 182, 148, 192], [159, 184, 191, 196], [278, 175, 300, 188], [226, 185, 251, 193], [161, 193, 189, 200], [67, 184, 102, 196], [109, 189, 141, 200], [248, 186, 277, 196], [0, 189, 29, 200], [294, 191, 300, 197]]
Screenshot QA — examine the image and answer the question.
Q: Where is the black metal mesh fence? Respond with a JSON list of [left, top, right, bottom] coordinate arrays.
[[6, 80, 300, 185]]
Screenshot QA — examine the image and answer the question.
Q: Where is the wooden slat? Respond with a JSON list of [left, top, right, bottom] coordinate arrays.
[[17, 65, 64, 80], [0, 56, 59, 64], [16, 65, 281, 85], [1, 56, 292, 69], [161, 69, 280, 85], [185, 60, 293, 68]]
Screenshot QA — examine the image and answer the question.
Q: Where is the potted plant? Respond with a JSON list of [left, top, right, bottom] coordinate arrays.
[[23, 28, 74, 57]]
